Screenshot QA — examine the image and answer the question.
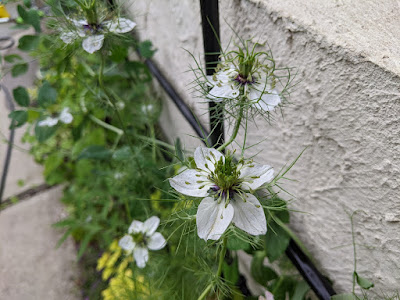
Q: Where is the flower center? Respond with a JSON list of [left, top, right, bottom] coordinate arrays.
[[131, 232, 147, 247], [83, 23, 103, 34], [210, 155, 241, 202], [234, 73, 255, 85]]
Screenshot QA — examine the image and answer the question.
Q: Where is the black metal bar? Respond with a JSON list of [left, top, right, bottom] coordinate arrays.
[[286, 240, 336, 299], [199, 0, 224, 149], [144, 59, 211, 145], [0, 84, 16, 204]]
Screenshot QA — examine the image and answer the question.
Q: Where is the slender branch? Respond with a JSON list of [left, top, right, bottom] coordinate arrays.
[[98, 55, 144, 176], [149, 124, 156, 162], [197, 237, 228, 300], [136, 134, 176, 151], [216, 99, 244, 152], [88, 114, 123, 136], [351, 212, 357, 294]]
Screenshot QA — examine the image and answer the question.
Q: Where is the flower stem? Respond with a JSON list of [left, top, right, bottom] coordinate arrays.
[[98, 55, 144, 176], [197, 237, 228, 300], [217, 236, 228, 277], [216, 99, 244, 152], [149, 124, 156, 162]]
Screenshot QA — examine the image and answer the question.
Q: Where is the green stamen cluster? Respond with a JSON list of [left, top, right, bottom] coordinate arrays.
[[213, 156, 239, 190], [209, 154, 243, 204], [131, 232, 146, 246]]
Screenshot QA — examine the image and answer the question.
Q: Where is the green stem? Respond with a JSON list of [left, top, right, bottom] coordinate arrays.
[[124, 197, 131, 220], [351, 213, 357, 294], [197, 284, 213, 300], [217, 100, 244, 152], [217, 237, 228, 277], [89, 114, 123, 136], [98, 56, 144, 176], [197, 237, 228, 300], [136, 134, 176, 151], [149, 124, 156, 162]]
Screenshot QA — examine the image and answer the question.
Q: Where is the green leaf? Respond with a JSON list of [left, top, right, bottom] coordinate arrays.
[[18, 35, 40, 51], [175, 138, 184, 161], [13, 86, 30, 107], [23, 0, 32, 8], [250, 251, 278, 287], [110, 45, 128, 63], [4, 54, 23, 63], [265, 221, 291, 262], [271, 276, 297, 300], [8, 110, 28, 128], [292, 281, 310, 300], [112, 146, 132, 161], [17, 5, 41, 32], [227, 236, 251, 251], [44, 152, 64, 176], [37, 81, 57, 107], [222, 255, 240, 285], [77, 231, 96, 260], [138, 40, 157, 59], [17, 5, 28, 20], [78, 145, 112, 160], [354, 272, 374, 289], [125, 61, 152, 82], [35, 124, 57, 142], [11, 63, 28, 77], [331, 294, 356, 300]]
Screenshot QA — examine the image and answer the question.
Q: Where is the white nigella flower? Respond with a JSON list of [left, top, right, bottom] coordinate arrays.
[[38, 108, 73, 127], [258, 291, 274, 300], [119, 216, 166, 268], [60, 17, 136, 54], [207, 67, 281, 112], [169, 147, 274, 241]]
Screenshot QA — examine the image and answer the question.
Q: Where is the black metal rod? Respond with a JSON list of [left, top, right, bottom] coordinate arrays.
[[144, 59, 211, 145], [0, 84, 16, 204], [286, 240, 336, 299], [199, 0, 224, 149]]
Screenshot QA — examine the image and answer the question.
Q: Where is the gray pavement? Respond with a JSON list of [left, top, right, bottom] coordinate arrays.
[[1, 22, 44, 200], [0, 186, 80, 300], [0, 15, 80, 300]]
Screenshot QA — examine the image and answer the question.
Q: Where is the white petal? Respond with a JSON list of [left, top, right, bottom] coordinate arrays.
[[134, 247, 149, 268], [128, 220, 143, 234], [38, 117, 58, 127], [70, 18, 87, 27], [118, 235, 135, 252], [104, 17, 136, 34], [194, 147, 224, 173], [250, 85, 281, 112], [82, 34, 104, 54], [143, 216, 160, 235], [60, 31, 76, 44], [169, 169, 211, 197], [196, 197, 234, 241], [59, 108, 73, 124], [231, 193, 267, 236], [209, 84, 239, 100], [239, 164, 274, 190], [147, 232, 166, 250]]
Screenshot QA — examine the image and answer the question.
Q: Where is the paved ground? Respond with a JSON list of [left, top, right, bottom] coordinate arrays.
[[0, 13, 80, 300], [0, 8, 44, 200], [0, 186, 80, 300]]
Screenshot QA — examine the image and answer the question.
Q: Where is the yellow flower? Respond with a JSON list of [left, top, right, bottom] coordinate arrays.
[[102, 267, 114, 281], [97, 252, 111, 271]]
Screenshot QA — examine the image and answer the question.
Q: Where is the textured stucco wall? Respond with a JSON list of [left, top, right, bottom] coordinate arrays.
[[125, 0, 400, 293]]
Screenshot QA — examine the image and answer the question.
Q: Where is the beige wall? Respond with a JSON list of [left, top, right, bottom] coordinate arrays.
[[125, 0, 400, 293]]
